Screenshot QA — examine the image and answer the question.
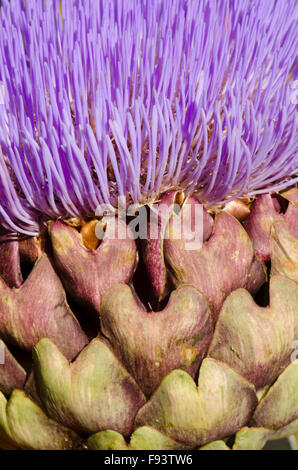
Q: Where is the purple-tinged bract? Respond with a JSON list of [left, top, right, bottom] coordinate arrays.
[[0, 0, 297, 236]]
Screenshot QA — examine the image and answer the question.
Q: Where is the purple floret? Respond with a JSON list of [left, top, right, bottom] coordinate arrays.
[[0, 0, 297, 235]]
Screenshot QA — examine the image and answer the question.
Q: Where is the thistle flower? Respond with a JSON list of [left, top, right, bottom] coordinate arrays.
[[0, 0, 297, 235], [0, 0, 298, 451]]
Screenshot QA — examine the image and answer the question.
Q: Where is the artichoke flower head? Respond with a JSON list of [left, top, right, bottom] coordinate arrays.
[[0, 0, 297, 452]]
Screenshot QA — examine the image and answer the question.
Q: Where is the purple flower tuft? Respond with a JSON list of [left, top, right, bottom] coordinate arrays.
[[0, 0, 297, 235]]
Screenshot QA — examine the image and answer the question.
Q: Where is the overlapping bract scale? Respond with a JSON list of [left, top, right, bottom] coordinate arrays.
[[0, 191, 297, 449]]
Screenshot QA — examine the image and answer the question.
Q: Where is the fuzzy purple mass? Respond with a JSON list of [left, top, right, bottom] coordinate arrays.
[[0, 0, 297, 236]]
